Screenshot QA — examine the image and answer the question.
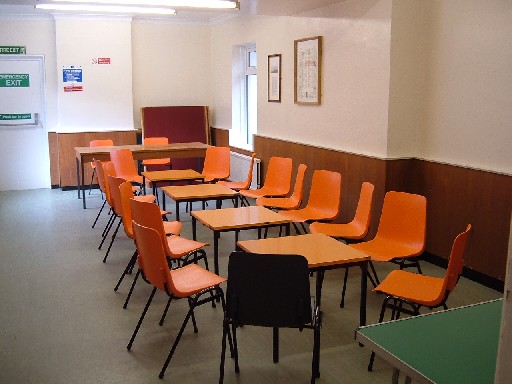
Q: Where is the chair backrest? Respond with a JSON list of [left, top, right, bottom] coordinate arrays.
[[443, 224, 472, 294], [349, 181, 375, 236], [110, 148, 138, 180], [376, 191, 427, 251], [132, 222, 176, 294], [226, 252, 312, 328], [261, 156, 293, 195], [130, 198, 180, 258], [144, 137, 168, 146], [288, 164, 308, 205], [107, 175, 126, 217], [95, 160, 116, 205], [304, 170, 342, 219], [239, 153, 256, 188], [130, 198, 166, 239], [119, 180, 136, 239], [202, 146, 230, 181]]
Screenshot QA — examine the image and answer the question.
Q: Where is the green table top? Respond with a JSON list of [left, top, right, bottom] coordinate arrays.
[[356, 299, 502, 384]]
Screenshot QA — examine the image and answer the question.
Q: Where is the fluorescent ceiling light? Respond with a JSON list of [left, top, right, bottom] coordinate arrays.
[[45, 0, 239, 10], [36, 3, 177, 15]]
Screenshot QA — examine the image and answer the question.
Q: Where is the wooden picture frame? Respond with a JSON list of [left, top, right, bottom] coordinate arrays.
[[268, 54, 281, 102], [294, 36, 322, 105]]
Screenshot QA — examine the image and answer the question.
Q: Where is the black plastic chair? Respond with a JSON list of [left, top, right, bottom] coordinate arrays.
[[220, 252, 322, 384]]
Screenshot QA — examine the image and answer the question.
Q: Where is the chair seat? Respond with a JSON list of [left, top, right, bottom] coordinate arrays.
[[171, 264, 226, 298], [350, 238, 423, 262], [134, 194, 155, 203], [279, 207, 338, 223], [142, 158, 171, 166], [256, 196, 300, 210], [163, 221, 182, 236], [166, 236, 208, 258], [309, 221, 366, 240], [217, 180, 247, 191], [373, 269, 444, 307]]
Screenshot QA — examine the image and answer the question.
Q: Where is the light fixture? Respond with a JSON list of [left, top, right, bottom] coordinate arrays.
[[36, 3, 177, 15], [38, 0, 240, 11]]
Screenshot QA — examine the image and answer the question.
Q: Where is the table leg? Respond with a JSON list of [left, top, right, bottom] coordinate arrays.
[[360, 260, 368, 327], [81, 159, 86, 209], [192, 217, 197, 241], [76, 157, 81, 199], [285, 223, 291, 236], [392, 368, 400, 384], [175, 201, 180, 221], [315, 270, 325, 308], [213, 231, 220, 276]]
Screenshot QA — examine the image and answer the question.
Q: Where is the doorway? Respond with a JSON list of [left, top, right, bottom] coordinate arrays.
[[0, 55, 50, 190]]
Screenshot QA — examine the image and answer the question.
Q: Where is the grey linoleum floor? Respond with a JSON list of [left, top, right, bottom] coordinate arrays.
[[0, 189, 502, 384]]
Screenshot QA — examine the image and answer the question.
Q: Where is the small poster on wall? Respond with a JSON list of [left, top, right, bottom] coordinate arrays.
[[62, 66, 83, 92]]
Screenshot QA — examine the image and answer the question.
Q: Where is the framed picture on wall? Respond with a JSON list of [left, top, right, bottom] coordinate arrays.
[[294, 36, 322, 105], [268, 54, 281, 102]]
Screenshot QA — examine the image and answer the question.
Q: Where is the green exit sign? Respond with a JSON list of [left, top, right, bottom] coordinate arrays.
[[0, 74, 30, 87], [0, 46, 26, 54]]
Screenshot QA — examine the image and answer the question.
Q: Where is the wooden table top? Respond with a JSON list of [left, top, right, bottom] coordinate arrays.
[[75, 142, 209, 162], [142, 169, 204, 182], [162, 183, 237, 200], [237, 233, 370, 268], [191, 206, 291, 231]]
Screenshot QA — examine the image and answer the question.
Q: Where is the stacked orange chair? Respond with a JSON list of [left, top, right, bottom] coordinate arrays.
[[128, 222, 226, 379], [349, 191, 427, 288], [256, 163, 307, 211], [239, 156, 293, 206], [279, 169, 342, 234], [113, 180, 182, 305], [128, 199, 210, 311], [309, 181, 375, 307], [368, 224, 471, 371]]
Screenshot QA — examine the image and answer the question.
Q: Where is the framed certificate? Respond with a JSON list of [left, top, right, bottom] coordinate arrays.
[[268, 54, 281, 102], [294, 36, 322, 105]]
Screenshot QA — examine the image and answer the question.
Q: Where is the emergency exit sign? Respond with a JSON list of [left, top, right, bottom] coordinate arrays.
[[0, 74, 30, 87], [0, 46, 26, 54]]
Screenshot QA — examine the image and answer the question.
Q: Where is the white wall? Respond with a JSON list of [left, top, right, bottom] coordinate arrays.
[[418, 0, 512, 174], [211, 0, 393, 158], [131, 21, 212, 129], [55, 17, 134, 132]]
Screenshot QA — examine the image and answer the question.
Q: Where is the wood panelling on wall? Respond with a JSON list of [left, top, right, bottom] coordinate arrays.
[[49, 130, 137, 188], [252, 134, 512, 283]]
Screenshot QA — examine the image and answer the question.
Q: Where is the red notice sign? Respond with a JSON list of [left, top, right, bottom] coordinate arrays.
[[64, 85, 83, 92], [98, 58, 111, 64]]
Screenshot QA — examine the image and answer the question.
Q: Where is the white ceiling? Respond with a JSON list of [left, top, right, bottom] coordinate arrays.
[[0, 0, 344, 23]]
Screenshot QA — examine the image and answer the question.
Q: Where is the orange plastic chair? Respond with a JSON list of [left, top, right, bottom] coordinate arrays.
[[102, 175, 156, 263], [128, 222, 226, 379], [309, 181, 375, 308], [350, 191, 427, 287], [239, 156, 293, 206], [256, 163, 307, 211], [201, 146, 230, 183], [141, 137, 171, 169], [217, 153, 256, 191], [279, 169, 342, 234], [110, 148, 143, 187], [113, 180, 183, 300], [127, 199, 209, 310], [88, 139, 113, 194], [368, 224, 472, 371], [96, 161, 118, 249]]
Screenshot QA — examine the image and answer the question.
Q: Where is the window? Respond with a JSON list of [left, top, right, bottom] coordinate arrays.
[[231, 44, 257, 150]]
